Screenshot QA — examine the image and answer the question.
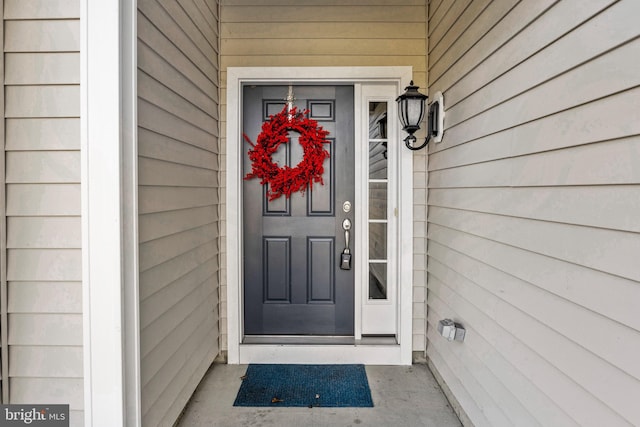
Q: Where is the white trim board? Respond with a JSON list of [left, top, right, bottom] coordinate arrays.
[[81, 1, 141, 426], [226, 67, 414, 365]]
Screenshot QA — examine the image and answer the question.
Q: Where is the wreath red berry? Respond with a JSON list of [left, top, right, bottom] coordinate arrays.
[[244, 106, 331, 201]]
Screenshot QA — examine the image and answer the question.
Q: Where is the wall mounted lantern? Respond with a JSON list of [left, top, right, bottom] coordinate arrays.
[[396, 81, 445, 150]]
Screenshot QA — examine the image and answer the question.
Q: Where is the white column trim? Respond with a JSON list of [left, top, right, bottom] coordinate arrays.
[[81, 1, 140, 426], [122, 1, 142, 425], [226, 67, 413, 365]]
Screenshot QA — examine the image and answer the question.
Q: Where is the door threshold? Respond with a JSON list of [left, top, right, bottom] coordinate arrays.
[[242, 335, 397, 345], [237, 339, 408, 365]]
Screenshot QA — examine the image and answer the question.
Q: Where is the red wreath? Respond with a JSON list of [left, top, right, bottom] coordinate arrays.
[[244, 106, 330, 201]]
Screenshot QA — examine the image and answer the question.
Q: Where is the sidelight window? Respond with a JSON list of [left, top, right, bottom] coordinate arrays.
[[368, 102, 389, 300]]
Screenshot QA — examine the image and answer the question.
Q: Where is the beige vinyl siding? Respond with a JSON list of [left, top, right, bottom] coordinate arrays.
[[137, 0, 220, 425], [0, 0, 5, 402], [1, 0, 83, 425], [426, 0, 640, 426], [219, 0, 428, 352]]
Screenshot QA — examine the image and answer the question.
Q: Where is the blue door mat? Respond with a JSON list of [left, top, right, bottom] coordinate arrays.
[[233, 364, 374, 408]]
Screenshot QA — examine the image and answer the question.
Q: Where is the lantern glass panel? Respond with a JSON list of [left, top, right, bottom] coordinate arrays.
[[406, 98, 425, 128]]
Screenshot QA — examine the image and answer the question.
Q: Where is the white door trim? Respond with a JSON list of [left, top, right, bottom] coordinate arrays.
[[226, 67, 413, 365]]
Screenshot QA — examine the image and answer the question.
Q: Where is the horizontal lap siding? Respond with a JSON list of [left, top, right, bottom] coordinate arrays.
[[2, 0, 83, 425], [138, 0, 220, 425], [426, 1, 640, 426], [219, 0, 428, 352]]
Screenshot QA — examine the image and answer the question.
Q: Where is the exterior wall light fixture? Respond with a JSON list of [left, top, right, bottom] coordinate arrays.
[[396, 81, 445, 150]]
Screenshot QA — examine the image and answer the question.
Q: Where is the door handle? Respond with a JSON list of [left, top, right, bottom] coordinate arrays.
[[341, 219, 352, 270], [343, 219, 351, 252]]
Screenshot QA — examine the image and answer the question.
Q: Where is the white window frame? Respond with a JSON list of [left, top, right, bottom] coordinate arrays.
[[360, 84, 399, 336], [226, 67, 413, 365]]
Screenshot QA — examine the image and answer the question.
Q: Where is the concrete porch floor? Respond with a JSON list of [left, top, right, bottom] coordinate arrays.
[[177, 363, 462, 426]]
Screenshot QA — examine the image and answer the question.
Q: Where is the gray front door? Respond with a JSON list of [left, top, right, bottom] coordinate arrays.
[[243, 85, 355, 335]]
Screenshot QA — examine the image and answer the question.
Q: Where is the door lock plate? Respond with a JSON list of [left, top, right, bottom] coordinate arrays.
[[342, 201, 351, 213]]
